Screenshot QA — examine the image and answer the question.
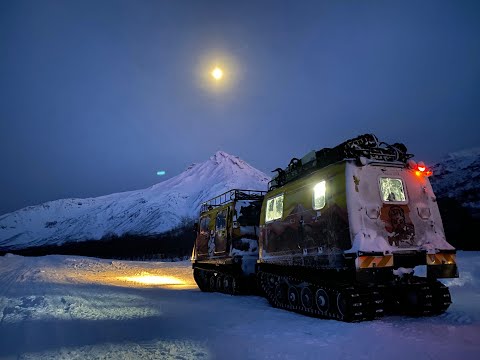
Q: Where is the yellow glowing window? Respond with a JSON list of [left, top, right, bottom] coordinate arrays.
[[266, 194, 284, 222], [216, 210, 227, 230], [313, 181, 326, 210], [200, 217, 210, 234], [379, 177, 406, 202]]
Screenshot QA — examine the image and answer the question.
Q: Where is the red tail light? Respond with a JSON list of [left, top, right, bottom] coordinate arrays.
[[413, 161, 432, 177]]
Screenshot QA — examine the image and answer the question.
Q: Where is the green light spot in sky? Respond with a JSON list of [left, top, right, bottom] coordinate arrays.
[[156, 170, 166, 176]]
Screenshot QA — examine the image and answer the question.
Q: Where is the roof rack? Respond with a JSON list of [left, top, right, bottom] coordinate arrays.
[[200, 189, 266, 213], [269, 134, 413, 191]]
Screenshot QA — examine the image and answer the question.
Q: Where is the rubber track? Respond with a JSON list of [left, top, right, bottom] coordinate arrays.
[[193, 268, 248, 295], [194, 268, 451, 321], [258, 271, 385, 322], [388, 277, 452, 316]]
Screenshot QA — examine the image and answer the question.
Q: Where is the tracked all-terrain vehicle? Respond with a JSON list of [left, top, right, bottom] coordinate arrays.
[[192, 134, 458, 322], [191, 189, 266, 294]]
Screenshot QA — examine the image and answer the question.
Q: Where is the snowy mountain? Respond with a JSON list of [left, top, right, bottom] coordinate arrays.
[[3, 147, 478, 252], [0, 151, 270, 250], [430, 148, 480, 211]]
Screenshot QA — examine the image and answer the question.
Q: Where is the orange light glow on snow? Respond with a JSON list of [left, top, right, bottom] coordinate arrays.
[[117, 274, 185, 285]]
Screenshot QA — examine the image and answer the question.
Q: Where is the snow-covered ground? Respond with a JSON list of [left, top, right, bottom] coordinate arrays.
[[0, 252, 479, 360]]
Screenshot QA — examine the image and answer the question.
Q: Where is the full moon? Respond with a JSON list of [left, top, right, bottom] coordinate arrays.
[[211, 67, 223, 80]]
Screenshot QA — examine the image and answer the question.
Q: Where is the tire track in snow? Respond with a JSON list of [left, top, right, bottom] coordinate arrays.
[[0, 256, 41, 323]]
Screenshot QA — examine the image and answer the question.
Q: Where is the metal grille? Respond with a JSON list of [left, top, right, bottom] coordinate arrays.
[[200, 189, 266, 213]]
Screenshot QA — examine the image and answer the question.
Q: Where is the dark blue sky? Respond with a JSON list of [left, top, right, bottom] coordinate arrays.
[[1, 0, 479, 215]]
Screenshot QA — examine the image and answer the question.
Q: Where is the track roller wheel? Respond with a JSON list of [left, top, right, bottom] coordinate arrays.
[[216, 275, 224, 293], [269, 275, 279, 288], [288, 286, 300, 307], [300, 286, 313, 309], [209, 274, 216, 292], [275, 282, 288, 306], [262, 273, 277, 292], [336, 292, 348, 320], [195, 269, 213, 292], [315, 288, 330, 313], [223, 275, 234, 295]]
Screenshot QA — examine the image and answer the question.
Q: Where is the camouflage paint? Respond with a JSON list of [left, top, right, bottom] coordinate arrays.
[[195, 203, 230, 259], [259, 162, 350, 259], [194, 199, 262, 261]]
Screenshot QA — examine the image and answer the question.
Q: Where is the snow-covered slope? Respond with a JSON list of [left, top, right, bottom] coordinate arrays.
[[430, 148, 480, 210], [0, 151, 270, 250]]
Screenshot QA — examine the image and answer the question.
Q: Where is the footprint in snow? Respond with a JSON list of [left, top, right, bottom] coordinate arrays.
[[19, 296, 45, 309]]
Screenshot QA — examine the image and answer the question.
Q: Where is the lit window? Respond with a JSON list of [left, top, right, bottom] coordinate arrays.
[[313, 181, 326, 210], [379, 178, 406, 202], [216, 210, 227, 230], [266, 194, 284, 222], [200, 217, 210, 234]]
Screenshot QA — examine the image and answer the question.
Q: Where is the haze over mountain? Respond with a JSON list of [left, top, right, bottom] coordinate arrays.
[[0, 152, 269, 251]]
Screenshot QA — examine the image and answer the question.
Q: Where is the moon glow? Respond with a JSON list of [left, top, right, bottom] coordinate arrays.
[[211, 67, 223, 80]]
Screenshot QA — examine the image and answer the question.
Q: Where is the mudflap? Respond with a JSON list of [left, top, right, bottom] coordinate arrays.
[[427, 264, 459, 279]]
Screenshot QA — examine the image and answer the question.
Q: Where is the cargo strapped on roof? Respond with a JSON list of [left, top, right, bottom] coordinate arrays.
[[269, 134, 413, 191], [200, 189, 266, 213]]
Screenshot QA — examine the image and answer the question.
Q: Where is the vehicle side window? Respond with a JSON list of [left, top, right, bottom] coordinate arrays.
[[200, 217, 210, 234], [313, 180, 326, 210], [265, 194, 284, 222], [379, 177, 406, 202], [216, 210, 227, 230]]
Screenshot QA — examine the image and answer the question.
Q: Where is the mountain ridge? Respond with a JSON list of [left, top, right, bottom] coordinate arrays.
[[1, 147, 479, 252], [430, 147, 480, 211], [0, 151, 270, 250]]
